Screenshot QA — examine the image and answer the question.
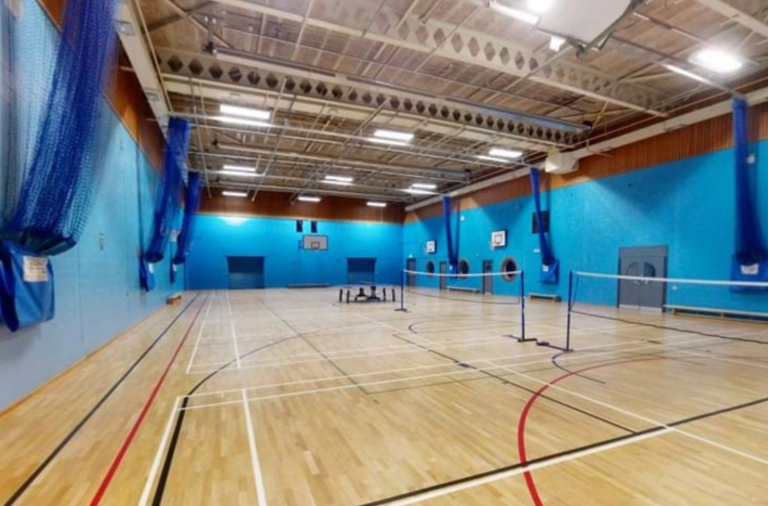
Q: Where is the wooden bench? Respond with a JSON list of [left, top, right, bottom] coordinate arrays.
[[528, 293, 561, 302], [288, 283, 331, 289], [166, 293, 183, 306], [665, 304, 768, 322], [447, 286, 480, 294]]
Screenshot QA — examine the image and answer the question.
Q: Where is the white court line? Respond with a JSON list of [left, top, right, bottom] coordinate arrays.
[[181, 335, 733, 410], [242, 390, 269, 506], [183, 333, 729, 401], [486, 359, 768, 466], [226, 291, 242, 369], [185, 293, 215, 374], [137, 397, 182, 506], [369, 428, 675, 506]]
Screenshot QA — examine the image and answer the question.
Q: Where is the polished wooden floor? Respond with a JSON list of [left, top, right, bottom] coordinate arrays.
[[1, 288, 768, 506]]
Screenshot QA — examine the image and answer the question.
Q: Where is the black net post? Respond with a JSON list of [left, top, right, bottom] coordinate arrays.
[[396, 269, 407, 312], [565, 270, 574, 351]]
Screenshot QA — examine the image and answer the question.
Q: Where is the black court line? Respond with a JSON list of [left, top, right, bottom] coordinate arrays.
[[2, 293, 201, 506], [405, 288, 522, 306], [407, 317, 521, 335], [356, 388, 768, 506], [388, 333, 636, 434]]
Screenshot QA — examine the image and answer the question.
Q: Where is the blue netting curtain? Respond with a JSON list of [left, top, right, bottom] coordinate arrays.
[[530, 168, 559, 284], [442, 196, 459, 273], [173, 172, 203, 265], [731, 98, 768, 285], [1, 0, 119, 255], [144, 118, 191, 263]]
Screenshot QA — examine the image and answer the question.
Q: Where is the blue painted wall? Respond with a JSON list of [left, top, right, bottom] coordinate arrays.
[[405, 140, 768, 312], [187, 215, 402, 289], [0, 1, 183, 408]]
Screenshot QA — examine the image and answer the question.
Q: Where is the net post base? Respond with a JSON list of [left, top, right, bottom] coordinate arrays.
[[535, 340, 572, 352]]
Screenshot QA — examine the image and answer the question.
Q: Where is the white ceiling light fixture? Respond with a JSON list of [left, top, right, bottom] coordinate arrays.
[[549, 36, 566, 52], [218, 170, 263, 178], [477, 155, 510, 163], [214, 116, 272, 128], [489, 0, 539, 25], [411, 183, 437, 190], [219, 104, 271, 120], [222, 190, 248, 198], [325, 175, 354, 183], [527, 0, 554, 14], [489, 148, 524, 159], [403, 188, 437, 196], [689, 48, 743, 74], [664, 64, 712, 86], [222, 164, 257, 173], [366, 137, 410, 147], [298, 196, 322, 203], [321, 180, 353, 187], [367, 201, 388, 208], [373, 129, 415, 142]]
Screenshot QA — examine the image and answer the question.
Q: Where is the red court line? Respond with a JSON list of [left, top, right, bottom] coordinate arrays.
[[88, 294, 209, 506], [517, 357, 663, 506]]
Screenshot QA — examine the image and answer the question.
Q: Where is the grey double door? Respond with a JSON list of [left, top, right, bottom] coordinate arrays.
[[618, 246, 668, 311]]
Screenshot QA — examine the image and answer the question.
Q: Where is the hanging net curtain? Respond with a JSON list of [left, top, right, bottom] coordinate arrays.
[[530, 168, 559, 284], [442, 196, 459, 273], [173, 172, 203, 265], [0, 0, 119, 331]]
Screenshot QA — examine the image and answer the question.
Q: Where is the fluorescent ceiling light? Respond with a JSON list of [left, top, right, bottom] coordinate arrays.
[[403, 188, 437, 196], [214, 116, 272, 128], [321, 180, 353, 186], [374, 129, 415, 142], [222, 190, 247, 198], [219, 104, 271, 120], [325, 175, 354, 183], [550, 36, 566, 52], [223, 164, 257, 173], [527, 0, 554, 13], [412, 183, 437, 190], [218, 170, 262, 177], [489, 148, 523, 159], [298, 196, 322, 203], [477, 155, 509, 163], [367, 137, 410, 147], [689, 48, 743, 74], [664, 64, 712, 85], [489, 1, 539, 25], [367, 201, 387, 208]]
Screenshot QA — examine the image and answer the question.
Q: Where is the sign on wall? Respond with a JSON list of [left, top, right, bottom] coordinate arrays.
[[425, 240, 436, 254]]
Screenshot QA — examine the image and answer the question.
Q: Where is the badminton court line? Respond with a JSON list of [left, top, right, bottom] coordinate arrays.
[[225, 291, 242, 369], [185, 292, 215, 374], [242, 390, 268, 506]]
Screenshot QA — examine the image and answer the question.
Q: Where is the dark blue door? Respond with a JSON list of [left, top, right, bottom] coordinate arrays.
[[347, 258, 376, 285], [227, 257, 265, 289]]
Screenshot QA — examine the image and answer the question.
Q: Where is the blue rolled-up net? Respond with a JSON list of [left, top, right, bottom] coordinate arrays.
[[0, 0, 119, 331], [173, 172, 204, 265], [530, 168, 559, 284], [442, 196, 459, 273], [731, 98, 768, 287], [144, 118, 191, 264]]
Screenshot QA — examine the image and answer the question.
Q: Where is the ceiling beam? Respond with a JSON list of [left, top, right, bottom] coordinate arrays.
[[694, 0, 768, 39], [211, 0, 666, 117]]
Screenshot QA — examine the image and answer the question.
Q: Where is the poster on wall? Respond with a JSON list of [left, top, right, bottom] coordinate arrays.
[[425, 240, 436, 254]]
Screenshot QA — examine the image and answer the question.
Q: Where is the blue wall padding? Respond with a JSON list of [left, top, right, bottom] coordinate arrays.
[[144, 118, 191, 264], [187, 216, 402, 289], [173, 172, 203, 265], [731, 99, 768, 285], [2, 0, 119, 256], [0, 241, 54, 332], [442, 196, 458, 272], [530, 168, 559, 284]]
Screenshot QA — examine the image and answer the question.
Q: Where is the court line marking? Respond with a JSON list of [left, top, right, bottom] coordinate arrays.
[[137, 397, 182, 506], [242, 390, 268, 506], [182, 330, 749, 401], [486, 359, 768, 466], [226, 292, 242, 369], [185, 293, 214, 374], [180, 335, 729, 410]]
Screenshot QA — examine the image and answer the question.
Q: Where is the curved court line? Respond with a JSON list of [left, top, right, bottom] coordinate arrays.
[[0, 293, 201, 506], [88, 294, 210, 506]]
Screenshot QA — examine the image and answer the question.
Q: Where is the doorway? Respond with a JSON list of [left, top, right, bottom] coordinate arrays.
[[482, 260, 494, 294], [227, 256, 265, 289], [439, 261, 448, 290], [618, 246, 668, 311], [406, 258, 417, 286]]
